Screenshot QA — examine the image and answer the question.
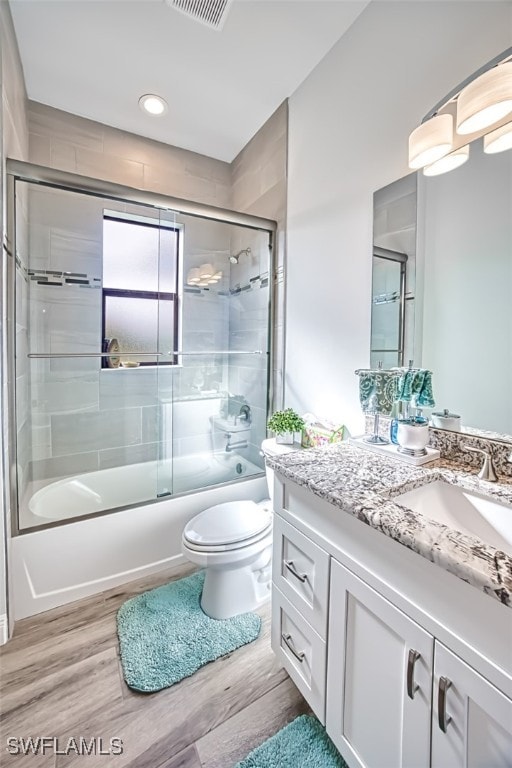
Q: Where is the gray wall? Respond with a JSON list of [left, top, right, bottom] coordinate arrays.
[[28, 101, 232, 208]]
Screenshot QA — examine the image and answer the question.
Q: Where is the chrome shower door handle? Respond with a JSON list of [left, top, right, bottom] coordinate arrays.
[[406, 649, 421, 700], [438, 676, 452, 733], [281, 633, 305, 663], [284, 560, 308, 583]]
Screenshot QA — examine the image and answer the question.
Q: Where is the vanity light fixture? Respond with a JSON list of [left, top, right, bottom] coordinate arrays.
[[408, 114, 453, 169], [483, 120, 512, 154], [139, 94, 168, 116], [423, 144, 470, 176], [456, 62, 512, 135], [408, 47, 512, 175]]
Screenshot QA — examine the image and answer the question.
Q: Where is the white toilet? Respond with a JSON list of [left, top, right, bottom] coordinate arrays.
[[181, 438, 298, 619]]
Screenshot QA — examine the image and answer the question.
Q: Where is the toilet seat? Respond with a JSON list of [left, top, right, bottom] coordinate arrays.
[[183, 500, 272, 550], [183, 523, 272, 553]]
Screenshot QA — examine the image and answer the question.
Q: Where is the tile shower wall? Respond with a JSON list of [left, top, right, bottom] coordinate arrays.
[[227, 231, 270, 464], [28, 102, 232, 209], [172, 212, 230, 458], [230, 102, 288, 458]]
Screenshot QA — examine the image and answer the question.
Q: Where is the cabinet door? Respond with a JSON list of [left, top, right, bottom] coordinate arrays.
[[327, 560, 433, 768], [432, 642, 512, 768]]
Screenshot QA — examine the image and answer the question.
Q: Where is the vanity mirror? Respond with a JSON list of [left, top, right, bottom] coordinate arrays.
[[372, 47, 512, 440], [371, 138, 511, 438]]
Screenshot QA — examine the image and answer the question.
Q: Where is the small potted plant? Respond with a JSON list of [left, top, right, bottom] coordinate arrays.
[[267, 408, 305, 445]]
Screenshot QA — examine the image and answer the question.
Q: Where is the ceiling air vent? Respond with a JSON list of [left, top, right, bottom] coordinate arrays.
[[166, 0, 234, 30]]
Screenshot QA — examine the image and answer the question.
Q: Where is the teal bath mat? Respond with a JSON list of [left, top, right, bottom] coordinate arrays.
[[117, 570, 261, 692], [235, 715, 348, 768]]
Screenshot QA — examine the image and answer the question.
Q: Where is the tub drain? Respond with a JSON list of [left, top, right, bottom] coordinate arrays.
[[236, 462, 243, 475]]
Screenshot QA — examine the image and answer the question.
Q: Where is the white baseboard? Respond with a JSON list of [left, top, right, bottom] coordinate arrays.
[[0, 614, 8, 645]]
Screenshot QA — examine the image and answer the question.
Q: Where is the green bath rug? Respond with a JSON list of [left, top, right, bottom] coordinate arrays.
[[235, 715, 348, 768], [117, 570, 261, 692]]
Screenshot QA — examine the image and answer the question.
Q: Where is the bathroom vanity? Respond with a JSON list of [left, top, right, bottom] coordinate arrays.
[[268, 444, 512, 768]]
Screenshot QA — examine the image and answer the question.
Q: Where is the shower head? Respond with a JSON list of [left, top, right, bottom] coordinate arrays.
[[229, 247, 251, 264]]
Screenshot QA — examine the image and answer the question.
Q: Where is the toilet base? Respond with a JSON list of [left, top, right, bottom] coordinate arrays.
[[200, 545, 272, 620]]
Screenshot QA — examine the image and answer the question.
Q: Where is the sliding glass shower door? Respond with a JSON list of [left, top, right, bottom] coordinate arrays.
[[14, 181, 178, 527], [10, 165, 273, 532]]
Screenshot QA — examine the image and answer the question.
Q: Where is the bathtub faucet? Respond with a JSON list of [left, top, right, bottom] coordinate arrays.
[[225, 433, 248, 452]]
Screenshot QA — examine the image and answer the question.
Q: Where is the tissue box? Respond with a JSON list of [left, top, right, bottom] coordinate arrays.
[[301, 422, 345, 448]]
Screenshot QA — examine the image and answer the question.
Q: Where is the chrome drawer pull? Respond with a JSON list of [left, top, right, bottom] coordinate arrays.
[[281, 633, 305, 663], [406, 649, 421, 699], [284, 560, 308, 583], [438, 676, 452, 733]]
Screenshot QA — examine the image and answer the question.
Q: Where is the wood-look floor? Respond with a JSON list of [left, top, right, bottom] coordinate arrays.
[[0, 563, 310, 767]]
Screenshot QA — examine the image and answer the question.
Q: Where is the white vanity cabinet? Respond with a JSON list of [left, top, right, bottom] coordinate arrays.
[[327, 559, 512, 768], [271, 475, 512, 768], [431, 644, 512, 768], [327, 559, 433, 768]]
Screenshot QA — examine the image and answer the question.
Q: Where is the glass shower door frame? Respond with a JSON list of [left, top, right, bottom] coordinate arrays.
[[5, 159, 277, 536]]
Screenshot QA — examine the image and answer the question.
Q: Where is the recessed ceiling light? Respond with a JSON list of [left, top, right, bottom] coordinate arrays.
[[139, 94, 168, 116]]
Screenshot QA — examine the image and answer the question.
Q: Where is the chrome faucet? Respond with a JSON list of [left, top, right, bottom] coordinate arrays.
[[225, 432, 248, 452], [461, 443, 498, 482]]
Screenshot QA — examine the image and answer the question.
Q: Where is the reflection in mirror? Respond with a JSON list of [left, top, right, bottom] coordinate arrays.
[[418, 139, 511, 436], [371, 175, 417, 369], [372, 140, 512, 438]]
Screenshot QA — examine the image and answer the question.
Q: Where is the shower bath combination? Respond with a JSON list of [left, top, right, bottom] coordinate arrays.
[[5, 159, 277, 619]]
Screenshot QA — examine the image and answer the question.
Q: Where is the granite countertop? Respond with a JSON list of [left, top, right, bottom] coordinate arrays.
[[266, 442, 512, 607]]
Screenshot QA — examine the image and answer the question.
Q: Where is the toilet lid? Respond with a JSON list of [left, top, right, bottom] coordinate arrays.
[[184, 501, 272, 547]]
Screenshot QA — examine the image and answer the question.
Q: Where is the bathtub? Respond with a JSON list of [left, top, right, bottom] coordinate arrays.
[[13, 452, 267, 620], [28, 452, 263, 522]]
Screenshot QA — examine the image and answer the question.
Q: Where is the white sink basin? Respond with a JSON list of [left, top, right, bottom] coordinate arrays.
[[395, 480, 512, 555]]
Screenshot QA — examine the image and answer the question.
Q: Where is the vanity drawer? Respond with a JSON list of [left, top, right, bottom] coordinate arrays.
[[272, 514, 330, 638], [271, 585, 326, 723]]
